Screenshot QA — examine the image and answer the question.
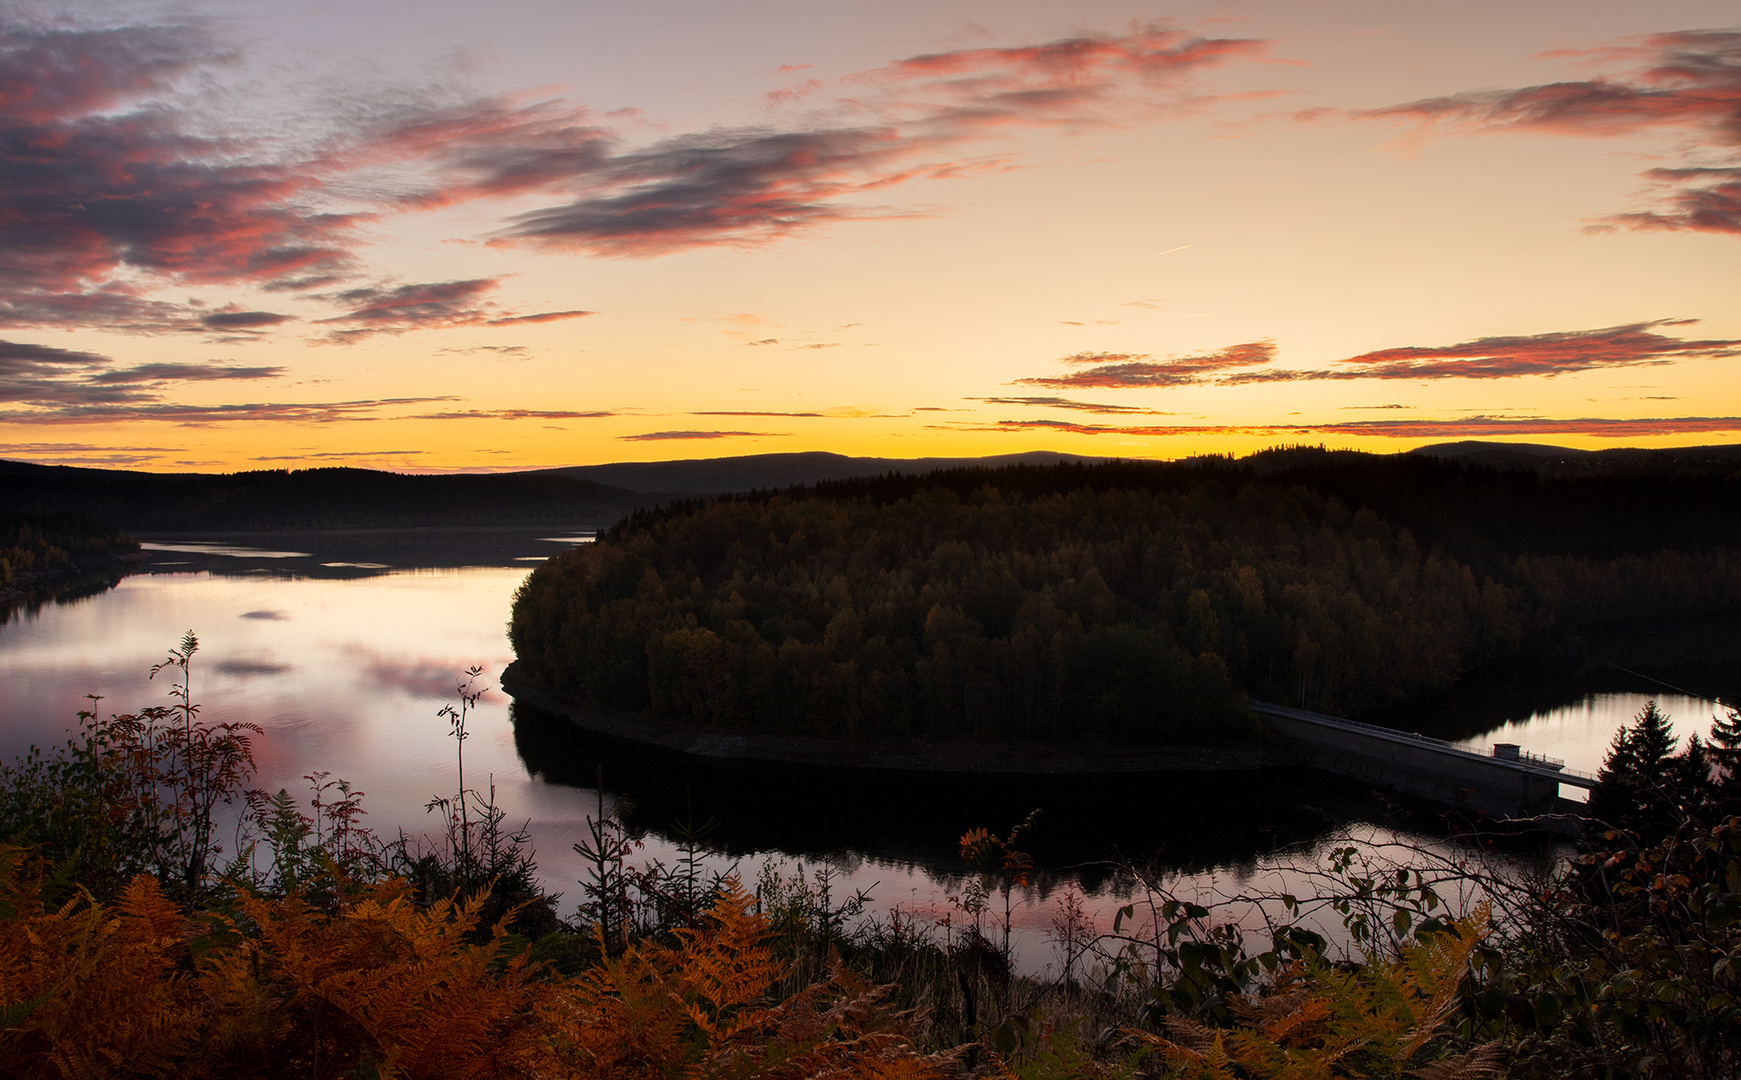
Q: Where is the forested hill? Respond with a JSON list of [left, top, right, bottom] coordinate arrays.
[[510, 448, 1741, 747], [0, 460, 641, 530]]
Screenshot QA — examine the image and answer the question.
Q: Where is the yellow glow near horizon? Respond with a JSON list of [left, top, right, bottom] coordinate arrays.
[[2, 1, 1738, 473]]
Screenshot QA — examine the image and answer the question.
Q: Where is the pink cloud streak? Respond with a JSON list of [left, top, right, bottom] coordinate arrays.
[[1357, 29, 1741, 235]]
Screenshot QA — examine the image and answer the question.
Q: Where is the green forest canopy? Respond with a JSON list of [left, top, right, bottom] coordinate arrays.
[[509, 449, 1741, 746]]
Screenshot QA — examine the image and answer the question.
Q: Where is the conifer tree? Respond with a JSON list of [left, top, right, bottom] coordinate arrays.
[[1590, 700, 1680, 834], [1709, 702, 1741, 795]]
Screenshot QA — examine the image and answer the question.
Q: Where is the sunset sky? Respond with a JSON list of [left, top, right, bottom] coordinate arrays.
[[2, 0, 1738, 472]]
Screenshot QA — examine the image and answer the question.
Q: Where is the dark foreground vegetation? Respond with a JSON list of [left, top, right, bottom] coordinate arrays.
[[3, 637, 1741, 1078], [0, 459, 640, 530], [510, 448, 1741, 746]]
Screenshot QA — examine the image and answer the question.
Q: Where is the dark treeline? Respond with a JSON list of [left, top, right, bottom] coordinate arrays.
[[0, 512, 140, 613], [0, 460, 640, 530], [510, 448, 1741, 744]]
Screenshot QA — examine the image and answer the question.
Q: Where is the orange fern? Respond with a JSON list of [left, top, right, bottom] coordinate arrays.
[[0, 852, 194, 1080], [194, 879, 532, 1080], [518, 877, 950, 1080], [1132, 909, 1499, 1080]]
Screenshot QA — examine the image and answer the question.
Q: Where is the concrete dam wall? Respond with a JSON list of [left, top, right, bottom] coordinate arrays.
[[1254, 701, 1595, 818]]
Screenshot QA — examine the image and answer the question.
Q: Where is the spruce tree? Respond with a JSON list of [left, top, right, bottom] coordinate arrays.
[[1590, 700, 1680, 834], [1708, 703, 1741, 795]]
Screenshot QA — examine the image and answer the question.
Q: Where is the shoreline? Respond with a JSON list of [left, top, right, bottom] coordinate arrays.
[[499, 660, 1265, 777]]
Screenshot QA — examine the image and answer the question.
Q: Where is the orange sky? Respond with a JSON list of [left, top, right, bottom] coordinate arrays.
[[2, 1, 1738, 471]]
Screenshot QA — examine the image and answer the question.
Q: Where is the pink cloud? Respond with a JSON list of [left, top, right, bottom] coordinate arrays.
[[0, 20, 360, 331], [405, 408, 614, 421], [0, 15, 1280, 336], [0, 337, 282, 407], [1018, 341, 1277, 388], [1012, 322, 1737, 391], [1225, 321, 1740, 383], [618, 430, 788, 441], [1601, 165, 1741, 235], [859, 27, 1266, 99], [951, 415, 1741, 440], [472, 25, 1273, 256], [0, 397, 454, 425], [1361, 30, 1740, 140], [317, 279, 504, 341], [1322, 319, 1740, 379], [484, 309, 595, 326], [974, 395, 1175, 415], [691, 410, 825, 417], [1358, 29, 1741, 236]]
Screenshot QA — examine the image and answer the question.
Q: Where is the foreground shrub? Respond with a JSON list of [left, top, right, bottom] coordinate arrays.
[[0, 850, 949, 1080]]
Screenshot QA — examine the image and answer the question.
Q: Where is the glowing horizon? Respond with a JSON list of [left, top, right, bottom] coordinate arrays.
[[2, 1, 1738, 473]]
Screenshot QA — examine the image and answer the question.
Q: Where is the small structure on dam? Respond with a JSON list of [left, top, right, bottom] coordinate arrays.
[[1253, 701, 1596, 818]]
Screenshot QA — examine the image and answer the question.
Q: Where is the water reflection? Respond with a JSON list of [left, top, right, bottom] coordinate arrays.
[[0, 529, 1703, 973], [1370, 613, 1741, 745], [127, 526, 597, 580], [1454, 694, 1722, 779], [507, 697, 1346, 881], [142, 542, 314, 559]]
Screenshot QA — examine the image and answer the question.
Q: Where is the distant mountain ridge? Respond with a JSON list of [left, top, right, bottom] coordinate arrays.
[[8, 442, 1741, 531], [0, 461, 641, 531], [0, 450, 1103, 531], [532, 450, 1105, 494]]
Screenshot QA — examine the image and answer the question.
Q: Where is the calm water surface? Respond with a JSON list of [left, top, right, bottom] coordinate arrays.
[[1, 530, 1726, 973]]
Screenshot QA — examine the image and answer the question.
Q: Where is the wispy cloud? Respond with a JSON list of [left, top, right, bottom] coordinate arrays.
[[973, 395, 1175, 415], [0, 326, 614, 424], [0, 339, 110, 373], [200, 310, 295, 331], [318, 279, 502, 341], [0, 338, 285, 406], [1309, 416, 1741, 438], [484, 309, 594, 325], [690, 410, 825, 417], [0, 441, 182, 468], [1609, 165, 1741, 235], [252, 450, 428, 459], [1328, 320, 1738, 379], [0, 20, 362, 330], [1356, 29, 1741, 235], [404, 408, 614, 421], [436, 344, 533, 358], [945, 415, 1741, 439], [1012, 322, 1737, 391], [0, 15, 1277, 336], [455, 25, 1273, 256], [1225, 321, 1741, 384], [618, 429, 788, 441], [88, 363, 283, 385], [1017, 341, 1277, 388], [0, 397, 453, 425]]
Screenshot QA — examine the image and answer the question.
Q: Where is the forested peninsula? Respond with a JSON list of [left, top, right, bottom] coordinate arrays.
[[509, 448, 1741, 749]]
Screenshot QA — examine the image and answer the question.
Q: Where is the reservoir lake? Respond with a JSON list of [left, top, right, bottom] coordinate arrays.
[[1, 528, 1726, 973]]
